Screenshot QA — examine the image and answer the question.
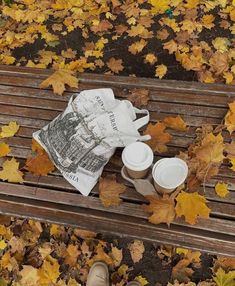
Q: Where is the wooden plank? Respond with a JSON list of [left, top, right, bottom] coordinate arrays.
[[1, 65, 235, 97], [0, 182, 234, 222], [0, 195, 234, 257]]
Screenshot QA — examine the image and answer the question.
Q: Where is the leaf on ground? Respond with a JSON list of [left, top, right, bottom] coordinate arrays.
[[163, 115, 188, 131], [18, 265, 39, 286], [175, 191, 211, 225], [127, 88, 150, 108], [214, 256, 235, 272], [107, 57, 124, 74], [172, 249, 201, 283], [215, 182, 229, 198], [38, 256, 60, 286], [128, 39, 147, 55], [224, 101, 235, 134], [25, 152, 55, 176], [40, 69, 78, 96], [64, 244, 81, 267], [0, 240, 7, 250], [135, 275, 149, 286], [143, 194, 175, 226], [0, 158, 24, 183], [99, 174, 127, 207], [0, 122, 19, 138], [50, 224, 65, 237], [128, 240, 145, 264], [144, 122, 172, 153], [213, 267, 235, 286], [110, 246, 123, 267], [0, 143, 11, 157], [74, 228, 97, 240], [155, 64, 167, 79]]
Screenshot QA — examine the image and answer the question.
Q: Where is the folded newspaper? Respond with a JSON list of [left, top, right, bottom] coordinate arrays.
[[33, 88, 150, 196]]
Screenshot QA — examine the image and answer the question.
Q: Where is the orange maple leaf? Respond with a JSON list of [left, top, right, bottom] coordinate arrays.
[[40, 69, 78, 96], [26, 152, 55, 176], [107, 57, 124, 74], [0, 143, 11, 157], [163, 115, 188, 131], [99, 175, 126, 207], [143, 194, 175, 226], [144, 122, 172, 153]]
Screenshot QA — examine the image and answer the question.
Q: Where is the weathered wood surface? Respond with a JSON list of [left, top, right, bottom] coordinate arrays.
[[0, 65, 234, 256]]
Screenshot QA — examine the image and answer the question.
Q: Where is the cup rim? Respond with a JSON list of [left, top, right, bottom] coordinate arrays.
[[152, 158, 188, 189]]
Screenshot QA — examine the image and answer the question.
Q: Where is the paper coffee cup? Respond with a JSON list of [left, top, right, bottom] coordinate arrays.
[[122, 142, 154, 179], [152, 158, 188, 194]]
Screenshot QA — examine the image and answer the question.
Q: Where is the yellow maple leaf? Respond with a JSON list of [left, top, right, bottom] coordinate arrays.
[[18, 265, 39, 286], [40, 69, 79, 96], [135, 275, 149, 286], [212, 37, 229, 53], [0, 240, 7, 250], [0, 158, 24, 183], [0, 143, 11, 157], [128, 39, 147, 55], [175, 191, 211, 225], [144, 53, 157, 65], [229, 157, 235, 172], [99, 175, 126, 207], [144, 122, 172, 153], [213, 267, 235, 286], [163, 115, 188, 131], [225, 101, 235, 134], [0, 122, 19, 138], [150, 0, 170, 14], [194, 133, 224, 164], [143, 194, 175, 226], [155, 64, 167, 79], [111, 246, 123, 267], [215, 182, 229, 198], [38, 256, 60, 286]]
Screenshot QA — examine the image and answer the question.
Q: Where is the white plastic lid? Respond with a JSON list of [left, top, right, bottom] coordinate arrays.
[[122, 142, 154, 171], [152, 158, 188, 189]]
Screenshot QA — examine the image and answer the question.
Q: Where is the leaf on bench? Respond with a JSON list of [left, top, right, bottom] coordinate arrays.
[[175, 191, 211, 225], [0, 121, 19, 139], [99, 174, 127, 208], [39, 69, 79, 96], [0, 143, 11, 158], [143, 194, 175, 226], [144, 122, 172, 153], [215, 182, 229, 198], [0, 158, 24, 183], [225, 101, 235, 134], [163, 115, 188, 131], [25, 152, 55, 176]]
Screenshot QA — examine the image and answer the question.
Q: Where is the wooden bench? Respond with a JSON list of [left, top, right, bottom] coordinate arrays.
[[0, 65, 234, 257]]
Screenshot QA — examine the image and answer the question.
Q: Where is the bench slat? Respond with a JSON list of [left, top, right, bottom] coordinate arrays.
[[0, 195, 234, 257]]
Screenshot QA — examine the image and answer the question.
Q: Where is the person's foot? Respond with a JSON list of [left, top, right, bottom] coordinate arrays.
[[86, 262, 109, 286], [126, 282, 141, 286]]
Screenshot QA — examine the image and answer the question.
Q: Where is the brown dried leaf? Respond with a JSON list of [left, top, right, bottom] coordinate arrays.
[[163, 115, 188, 131], [26, 152, 55, 176], [99, 175, 126, 207], [144, 122, 172, 153], [128, 240, 145, 263], [127, 88, 150, 107]]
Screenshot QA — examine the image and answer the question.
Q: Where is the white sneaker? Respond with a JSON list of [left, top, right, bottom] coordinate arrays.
[[126, 282, 141, 286], [86, 262, 109, 286]]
